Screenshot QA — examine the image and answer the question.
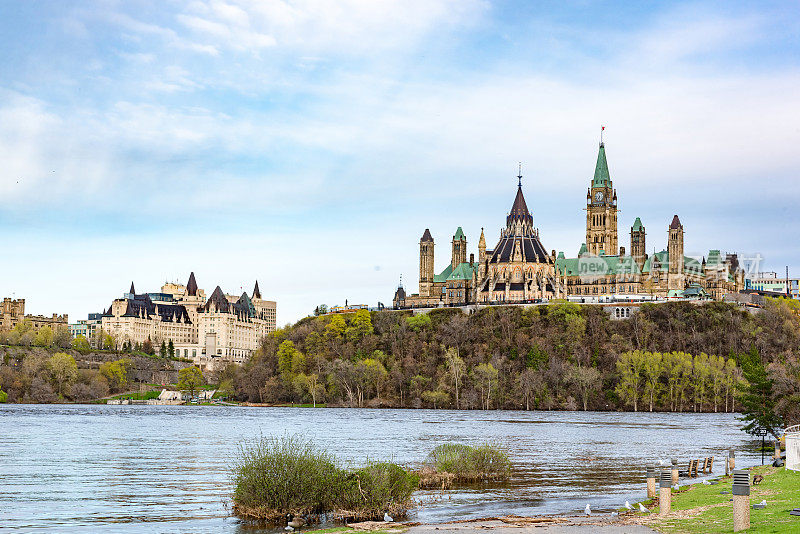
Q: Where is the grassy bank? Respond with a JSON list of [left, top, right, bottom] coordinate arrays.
[[641, 465, 800, 533], [419, 443, 511, 488]]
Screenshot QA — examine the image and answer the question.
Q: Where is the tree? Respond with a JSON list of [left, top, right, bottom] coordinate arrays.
[[444, 347, 465, 408], [34, 326, 53, 348], [104, 334, 116, 351], [294, 373, 324, 407], [568, 364, 601, 411], [48, 352, 78, 397], [277, 340, 304, 386], [167, 340, 175, 359], [615, 350, 647, 411], [325, 315, 346, 340], [517, 368, 542, 410], [642, 351, 663, 412], [406, 314, 431, 332], [160, 341, 167, 358], [346, 309, 374, 342], [142, 337, 154, 355], [693, 353, 711, 412], [473, 363, 498, 410], [0, 389, 8, 403], [738, 346, 784, 439], [421, 389, 450, 408], [72, 335, 91, 353], [100, 358, 132, 392], [355, 358, 387, 404], [178, 366, 204, 398], [53, 326, 72, 349]]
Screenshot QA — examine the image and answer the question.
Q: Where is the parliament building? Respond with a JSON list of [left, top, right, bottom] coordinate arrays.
[[393, 139, 744, 308]]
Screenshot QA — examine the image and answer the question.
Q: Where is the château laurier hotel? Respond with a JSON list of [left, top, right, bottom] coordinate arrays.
[[100, 273, 276, 371], [394, 138, 745, 309]]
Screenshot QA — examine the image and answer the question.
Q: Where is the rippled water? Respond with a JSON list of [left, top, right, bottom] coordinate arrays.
[[0, 405, 760, 532]]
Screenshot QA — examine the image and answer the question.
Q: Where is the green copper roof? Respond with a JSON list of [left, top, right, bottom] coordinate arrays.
[[447, 262, 478, 281], [556, 254, 642, 277], [706, 249, 722, 266], [578, 243, 588, 256], [632, 217, 644, 231], [557, 251, 565, 259], [433, 264, 453, 283], [592, 143, 611, 187], [454, 227, 465, 241]]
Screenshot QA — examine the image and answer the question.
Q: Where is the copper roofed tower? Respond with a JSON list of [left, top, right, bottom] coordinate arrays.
[[252, 280, 262, 300]]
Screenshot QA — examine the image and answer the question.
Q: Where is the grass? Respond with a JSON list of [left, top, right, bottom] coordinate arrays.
[[106, 390, 161, 401], [643, 465, 800, 533], [419, 443, 511, 488], [231, 435, 418, 523]]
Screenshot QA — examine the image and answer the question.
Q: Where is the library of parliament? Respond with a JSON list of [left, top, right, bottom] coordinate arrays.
[[393, 139, 744, 309]]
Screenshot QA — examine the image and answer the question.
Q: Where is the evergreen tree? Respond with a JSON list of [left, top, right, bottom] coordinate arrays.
[[738, 346, 784, 439]]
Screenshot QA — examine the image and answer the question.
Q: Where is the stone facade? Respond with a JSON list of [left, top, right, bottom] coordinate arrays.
[[100, 273, 276, 371], [394, 139, 744, 308], [1, 297, 68, 332]]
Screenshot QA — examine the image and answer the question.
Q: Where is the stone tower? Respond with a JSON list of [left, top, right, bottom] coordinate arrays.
[[451, 227, 467, 269], [419, 229, 434, 297], [478, 227, 487, 279], [585, 141, 618, 255], [668, 215, 684, 290], [630, 217, 646, 269]]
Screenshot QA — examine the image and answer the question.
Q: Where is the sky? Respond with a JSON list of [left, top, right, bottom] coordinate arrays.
[[1, 0, 799, 325]]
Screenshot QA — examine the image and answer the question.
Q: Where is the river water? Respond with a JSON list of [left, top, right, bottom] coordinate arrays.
[[1, 405, 760, 533]]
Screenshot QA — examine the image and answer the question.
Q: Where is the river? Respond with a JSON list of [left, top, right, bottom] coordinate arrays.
[[0, 405, 760, 532]]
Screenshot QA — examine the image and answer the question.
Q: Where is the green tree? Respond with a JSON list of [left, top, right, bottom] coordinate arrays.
[[277, 340, 305, 385], [324, 315, 346, 340], [615, 350, 647, 412], [178, 366, 204, 398], [168, 340, 175, 358], [525, 344, 548, 370], [738, 346, 784, 439], [0, 389, 7, 403], [34, 326, 53, 348], [406, 314, 431, 332], [294, 372, 324, 407], [346, 309, 373, 342], [642, 351, 663, 412], [421, 389, 450, 408], [473, 362, 498, 410], [160, 341, 167, 358], [72, 335, 91, 353], [693, 353, 711, 412], [48, 352, 78, 397], [103, 334, 116, 351], [100, 358, 132, 392], [355, 358, 387, 404]]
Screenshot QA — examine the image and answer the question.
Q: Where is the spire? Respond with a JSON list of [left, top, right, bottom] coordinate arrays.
[[478, 227, 486, 248], [506, 178, 533, 227], [420, 228, 433, 242], [592, 141, 611, 187], [669, 214, 682, 229], [129, 282, 135, 295], [632, 217, 644, 231], [453, 227, 465, 241], [186, 272, 198, 296], [253, 280, 262, 300], [518, 162, 522, 187]]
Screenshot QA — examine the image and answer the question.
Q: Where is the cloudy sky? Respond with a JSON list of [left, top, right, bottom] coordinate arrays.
[[1, 0, 799, 325]]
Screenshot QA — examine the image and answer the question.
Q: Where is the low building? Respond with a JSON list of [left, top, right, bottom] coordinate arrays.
[[1, 297, 68, 331], [100, 273, 276, 371], [746, 272, 799, 298]]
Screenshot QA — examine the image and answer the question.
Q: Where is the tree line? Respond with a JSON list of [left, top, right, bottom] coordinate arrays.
[[224, 299, 799, 422]]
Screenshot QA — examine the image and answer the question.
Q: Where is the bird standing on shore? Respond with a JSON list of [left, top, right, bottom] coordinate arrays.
[[638, 503, 649, 513], [383, 513, 394, 523], [624, 501, 633, 510], [753, 474, 764, 485], [584, 504, 592, 516]]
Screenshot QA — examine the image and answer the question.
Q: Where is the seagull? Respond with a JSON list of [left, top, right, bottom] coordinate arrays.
[[658, 459, 666, 466], [672, 484, 679, 491], [285, 527, 294, 532], [610, 511, 619, 519], [383, 512, 394, 523], [702, 479, 711, 485], [624, 501, 634, 510], [585, 504, 592, 516], [638, 503, 649, 513], [759, 500, 767, 506]]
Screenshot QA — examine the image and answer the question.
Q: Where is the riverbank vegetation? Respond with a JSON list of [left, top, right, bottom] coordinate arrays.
[[639, 465, 800, 533], [227, 300, 800, 419], [419, 443, 511, 488], [231, 435, 418, 522]]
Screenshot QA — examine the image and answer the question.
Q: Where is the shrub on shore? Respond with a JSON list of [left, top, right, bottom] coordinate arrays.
[[231, 435, 418, 522], [421, 443, 511, 487]]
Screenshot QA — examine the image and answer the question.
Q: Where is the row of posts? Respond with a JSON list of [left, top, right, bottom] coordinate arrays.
[[644, 450, 750, 532]]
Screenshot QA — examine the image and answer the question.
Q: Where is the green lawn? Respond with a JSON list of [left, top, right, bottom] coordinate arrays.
[[646, 465, 800, 533]]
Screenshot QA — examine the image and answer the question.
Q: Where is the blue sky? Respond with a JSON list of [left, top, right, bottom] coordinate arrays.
[[1, 0, 799, 324]]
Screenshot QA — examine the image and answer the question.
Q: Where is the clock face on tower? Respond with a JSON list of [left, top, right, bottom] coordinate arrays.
[[594, 191, 604, 202]]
